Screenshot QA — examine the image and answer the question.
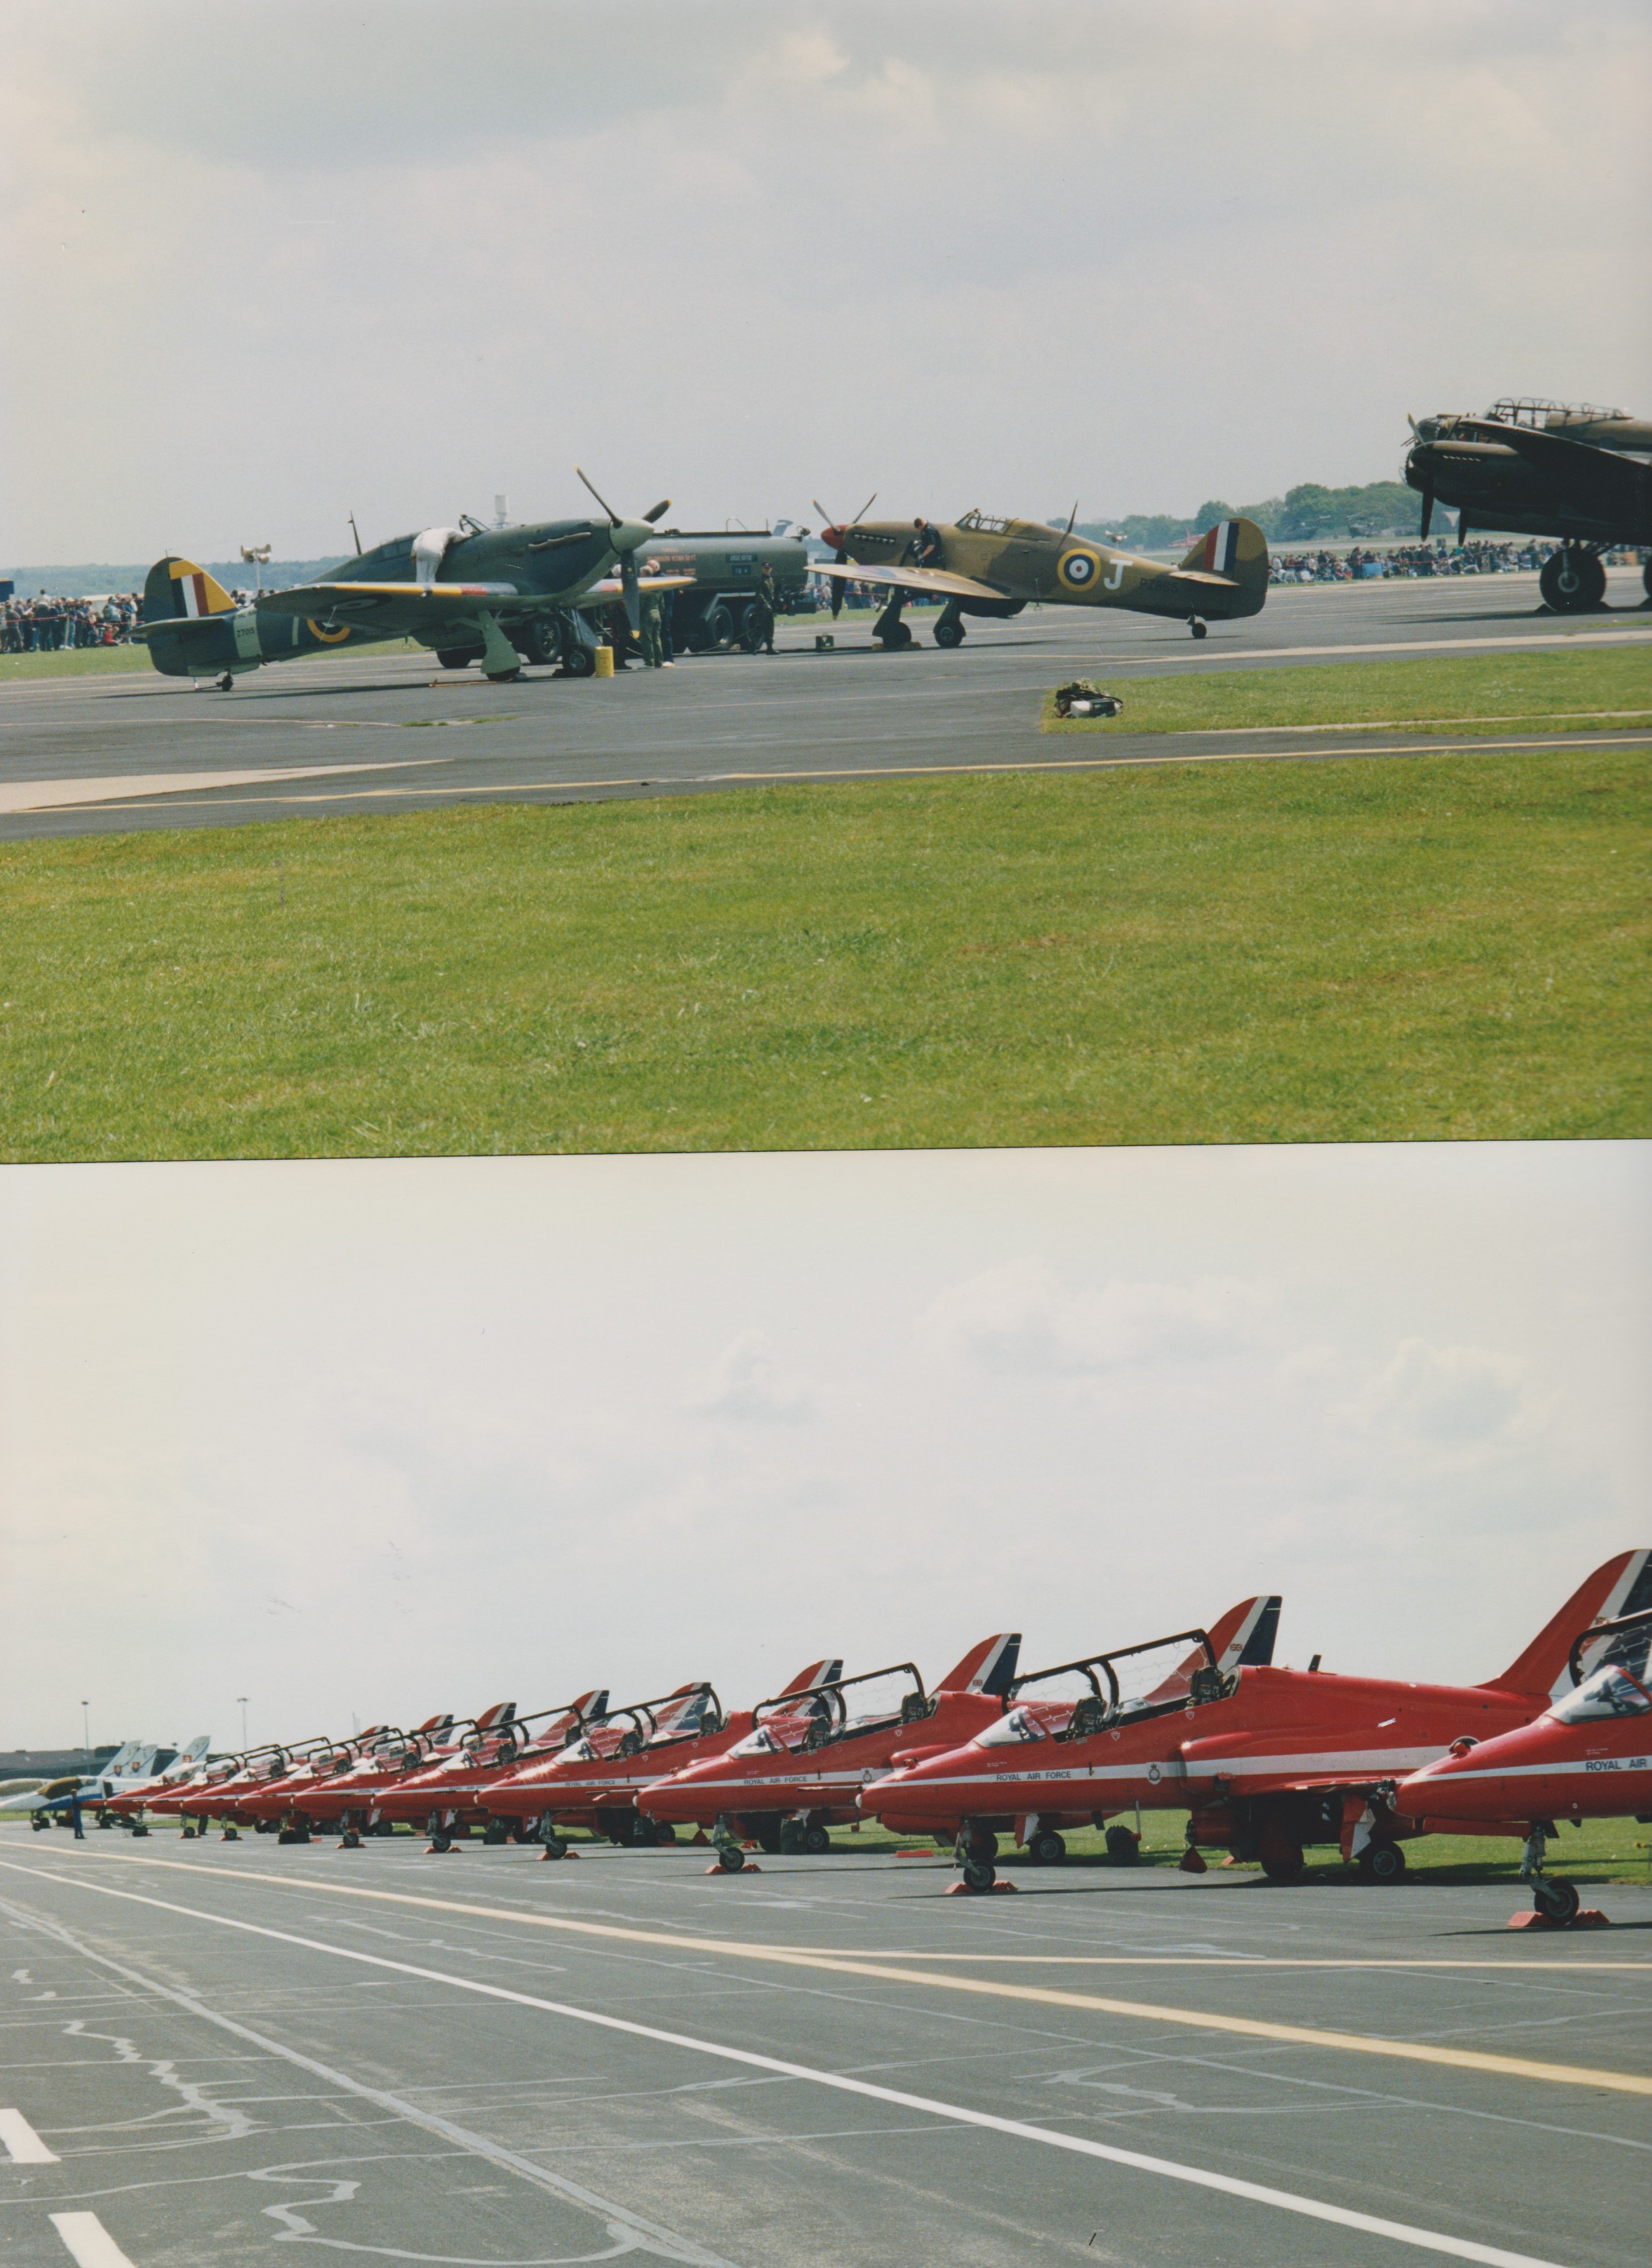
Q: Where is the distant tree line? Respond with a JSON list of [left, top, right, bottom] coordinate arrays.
[[1069, 479, 1418, 550]]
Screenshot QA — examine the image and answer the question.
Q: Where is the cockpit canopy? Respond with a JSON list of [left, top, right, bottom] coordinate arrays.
[[1552, 1665, 1650, 1723]]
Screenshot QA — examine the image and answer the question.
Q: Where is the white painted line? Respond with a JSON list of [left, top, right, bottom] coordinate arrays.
[[10, 1902, 733, 2268], [0, 2105, 58, 2162], [0, 1861, 1581, 2265], [49, 2215, 138, 2268], [1090, 628, 1652, 667], [0, 758, 448, 816]]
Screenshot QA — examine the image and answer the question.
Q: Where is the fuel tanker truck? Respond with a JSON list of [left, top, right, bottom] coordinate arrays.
[[634, 524, 815, 652]]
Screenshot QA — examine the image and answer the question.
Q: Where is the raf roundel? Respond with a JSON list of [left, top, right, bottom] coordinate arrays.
[[306, 618, 353, 645], [1058, 549, 1101, 590]]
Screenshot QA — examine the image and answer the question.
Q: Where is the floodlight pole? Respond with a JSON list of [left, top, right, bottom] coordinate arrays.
[[237, 1697, 249, 1748], [81, 1701, 89, 1766]]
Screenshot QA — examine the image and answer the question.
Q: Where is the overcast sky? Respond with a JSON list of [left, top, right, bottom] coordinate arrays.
[[3, 1142, 1646, 1751], [4, 1, 1646, 563]]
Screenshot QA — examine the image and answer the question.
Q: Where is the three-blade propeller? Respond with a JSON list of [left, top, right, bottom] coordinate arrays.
[[575, 468, 672, 631]]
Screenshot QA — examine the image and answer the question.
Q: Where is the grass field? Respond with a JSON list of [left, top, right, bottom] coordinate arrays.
[[1045, 645, 1652, 735], [1, 737, 1645, 1160], [0, 636, 416, 685]]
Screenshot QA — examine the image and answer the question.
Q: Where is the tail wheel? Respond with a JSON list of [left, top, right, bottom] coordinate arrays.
[[1359, 1842, 1408, 1883], [1028, 1829, 1066, 1865], [1534, 1877, 1581, 1924]]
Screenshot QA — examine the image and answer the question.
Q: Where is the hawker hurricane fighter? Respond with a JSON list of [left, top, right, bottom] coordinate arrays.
[[133, 472, 687, 690], [1404, 398, 1652, 611], [811, 500, 1269, 647]]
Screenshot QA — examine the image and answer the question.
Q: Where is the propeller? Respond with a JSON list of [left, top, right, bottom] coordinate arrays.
[[811, 492, 878, 618], [1063, 500, 1078, 536], [575, 468, 664, 633]]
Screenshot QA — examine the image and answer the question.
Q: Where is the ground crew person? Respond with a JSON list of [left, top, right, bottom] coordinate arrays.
[[747, 562, 777, 655], [639, 585, 665, 669], [913, 517, 943, 567], [67, 1791, 84, 1839], [606, 602, 632, 669]]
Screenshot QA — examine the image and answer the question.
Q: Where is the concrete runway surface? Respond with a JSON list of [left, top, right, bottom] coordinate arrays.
[[1, 1827, 1647, 2267], [3, 571, 1647, 842]]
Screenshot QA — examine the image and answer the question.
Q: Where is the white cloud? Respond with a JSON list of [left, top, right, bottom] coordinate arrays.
[[1336, 1337, 1530, 1448], [682, 1330, 817, 1422], [1, 3, 1645, 559], [918, 1259, 1275, 1374]]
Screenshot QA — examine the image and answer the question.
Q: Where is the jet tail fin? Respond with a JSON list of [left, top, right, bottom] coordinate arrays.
[[937, 1633, 1022, 1695], [777, 1658, 843, 1696], [1210, 1594, 1283, 1672], [1174, 517, 1270, 616], [141, 555, 236, 624], [1485, 1550, 1651, 1699]]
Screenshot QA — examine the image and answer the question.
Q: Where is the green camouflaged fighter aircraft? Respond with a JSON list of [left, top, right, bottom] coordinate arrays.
[[813, 503, 1269, 647]]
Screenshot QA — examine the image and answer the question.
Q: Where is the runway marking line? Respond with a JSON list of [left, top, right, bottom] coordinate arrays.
[[0, 2104, 59, 2162], [48, 2215, 138, 2268], [0, 1862, 1582, 2268], [4, 1851, 1647, 2099], [46, 731, 1652, 818]]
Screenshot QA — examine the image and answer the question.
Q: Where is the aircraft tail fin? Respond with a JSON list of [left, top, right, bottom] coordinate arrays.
[[1176, 517, 1269, 616], [938, 1633, 1022, 1695], [655, 1684, 719, 1734], [1210, 1594, 1283, 1672], [141, 555, 236, 624], [1485, 1550, 1651, 1699], [777, 1659, 843, 1696]]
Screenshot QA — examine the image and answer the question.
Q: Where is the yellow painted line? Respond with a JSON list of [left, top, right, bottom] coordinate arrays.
[[18, 1848, 1651, 2097]]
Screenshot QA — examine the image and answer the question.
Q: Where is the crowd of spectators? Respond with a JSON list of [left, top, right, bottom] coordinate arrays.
[[1269, 539, 1645, 583], [1, 591, 142, 651]]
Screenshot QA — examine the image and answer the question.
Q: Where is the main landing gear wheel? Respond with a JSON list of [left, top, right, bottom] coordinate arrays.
[[1189, 618, 1208, 639], [434, 648, 479, 670], [559, 641, 597, 678], [1358, 1842, 1407, 1883], [1105, 1825, 1141, 1865], [1258, 1838, 1306, 1883], [1534, 1877, 1581, 1924], [216, 672, 235, 690], [801, 1823, 831, 1855], [1028, 1829, 1066, 1865], [1539, 548, 1606, 613], [877, 619, 915, 650], [933, 606, 966, 649]]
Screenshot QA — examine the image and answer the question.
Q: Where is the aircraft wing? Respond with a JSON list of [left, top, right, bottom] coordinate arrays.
[[257, 581, 524, 624], [810, 560, 1012, 603], [572, 576, 696, 613]]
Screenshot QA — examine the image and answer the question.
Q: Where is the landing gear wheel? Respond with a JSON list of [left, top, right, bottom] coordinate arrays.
[[1105, 1825, 1141, 1866], [651, 1821, 677, 1845], [960, 1857, 997, 1891], [1189, 619, 1208, 639], [802, 1823, 831, 1855], [1534, 1877, 1580, 1924], [429, 1831, 453, 1853], [1540, 549, 1605, 612], [877, 620, 914, 650], [434, 648, 479, 670], [481, 1822, 508, 1846], [484, 667, 523, 684], [1028, 1829, 1066, 1865], [716, 1845, 747, 1873], [339, 1829, 362, 1849], [933, 609, 966, 648], [1359, 1842, 1407, 1883], [216, 673, 235, 691], [754, 1823, 785, 1855], [1258, 1839, 1306, 1883], [131, 1823, 149, 1838], [560, 641, 596, 678]]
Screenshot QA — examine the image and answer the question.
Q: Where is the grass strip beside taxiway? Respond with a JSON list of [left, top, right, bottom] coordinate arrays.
[[3, 739, 1647, 1159], [1045, 646, 1652, 735]]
